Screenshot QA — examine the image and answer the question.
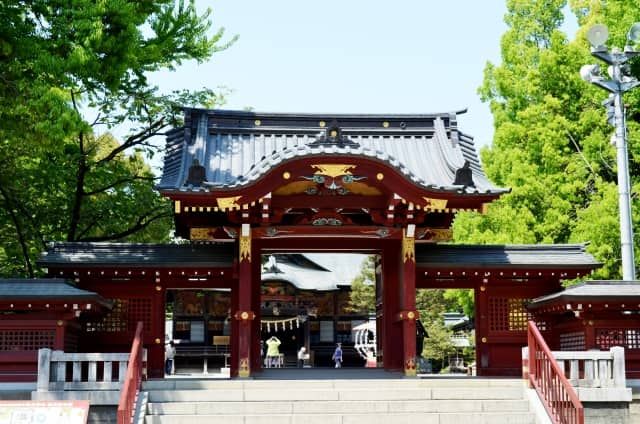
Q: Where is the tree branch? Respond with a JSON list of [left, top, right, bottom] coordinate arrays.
[[84, 175, 159, 196], [97, 119, 167, 165], [77, 210, 172, 242], [0, 185, 34, 277]]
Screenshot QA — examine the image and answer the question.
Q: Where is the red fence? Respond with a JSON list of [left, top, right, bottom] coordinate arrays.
[[527, 321, 583, 424], [117, 321, 145, 424]]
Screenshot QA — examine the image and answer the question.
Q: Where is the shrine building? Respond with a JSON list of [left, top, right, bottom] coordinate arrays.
[[1, 108, 608, 380]]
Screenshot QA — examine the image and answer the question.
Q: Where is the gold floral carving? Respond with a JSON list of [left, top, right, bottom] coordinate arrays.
[[190, 228, 215, 241], [404, 357, 416, 377], [423, 197, 448, 210], [239, 234, 251, 262], [239, 357, 250, 377], [174, 200, 181, 214], [216, 196, 241, 210], [312, 164, 356, 178], [402, 233, 415, 263]]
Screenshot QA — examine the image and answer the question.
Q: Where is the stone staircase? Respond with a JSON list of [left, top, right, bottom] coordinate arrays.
[[142, 377, 537, 424]]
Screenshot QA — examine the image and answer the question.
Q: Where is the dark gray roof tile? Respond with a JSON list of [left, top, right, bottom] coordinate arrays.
[[416, 244, 600, 269], [39, 242, 234, 268], [158, 109, 507, 195]]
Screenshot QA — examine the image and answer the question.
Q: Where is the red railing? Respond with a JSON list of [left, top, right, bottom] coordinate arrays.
[[117, 322, 145, 424], [528, 321, 584, 424]]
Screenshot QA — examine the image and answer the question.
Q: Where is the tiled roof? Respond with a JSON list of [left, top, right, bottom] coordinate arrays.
[[528, 281, 640, 308], [0, 278, 109, 306], [39, 242, 234, 268], [416, 244, 600, 269], [158, 109, 507, 195]]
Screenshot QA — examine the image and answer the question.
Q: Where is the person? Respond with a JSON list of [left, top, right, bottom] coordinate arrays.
[[265, 336, 281, 368], [365, 348, 376, 368], [165, 340, 176, 375], [332, 343, 343, 368], [297, 346, 308, 368]]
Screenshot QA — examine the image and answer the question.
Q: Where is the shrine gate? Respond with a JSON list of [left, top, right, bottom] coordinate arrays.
[[34, 109, 599, 378]]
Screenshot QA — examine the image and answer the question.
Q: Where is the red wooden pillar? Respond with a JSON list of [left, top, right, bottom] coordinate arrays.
[[151, 280, 165, 378], [381, 241, 401, 370], [398, 230, 418, 377], [54, 319, 66, 350], [475, 282, 489, 376], [251, 246, 262, 373], [234, 224, 255, 378]]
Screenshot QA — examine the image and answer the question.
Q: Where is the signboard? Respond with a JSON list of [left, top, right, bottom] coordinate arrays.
[[0, 400, 89, 424]]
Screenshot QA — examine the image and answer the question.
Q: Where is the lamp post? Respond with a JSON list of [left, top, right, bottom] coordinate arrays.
[[580, 23, 640, 281]]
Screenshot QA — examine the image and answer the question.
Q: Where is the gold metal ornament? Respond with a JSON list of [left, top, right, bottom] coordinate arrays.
[[423, 197, 448, 210], [254, 119, 261, 126], [217, 196, 241, 210], [283, 171, 291, 180], [312, 164, 356, 178], [402, 233, 415, 263], [239, 357, 250, 377], [319, 121, 326, 127], [240, 234, 251, 262]]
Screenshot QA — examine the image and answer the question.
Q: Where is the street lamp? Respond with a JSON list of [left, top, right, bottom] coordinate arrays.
[[580, 23, 640, 281]]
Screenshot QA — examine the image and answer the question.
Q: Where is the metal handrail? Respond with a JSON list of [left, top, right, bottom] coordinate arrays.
[[528, 321, 584, 424], [117, 322, 144, 424]]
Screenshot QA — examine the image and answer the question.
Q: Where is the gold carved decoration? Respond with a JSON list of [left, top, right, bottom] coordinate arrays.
[[190, 227, 215, 241], [404, 357, 416, 377], [376, 173, 384, 181], [312, 164, 356, 178], [402, 232, 415, 263], [239, 234, 251, 262], [217, 196, 241, 210], [273, 180, 381, 196], [423, 197, 448, 210], [282, 171, 291, 180], [174, 200, 181, 214], [239, 357, 250, 378]]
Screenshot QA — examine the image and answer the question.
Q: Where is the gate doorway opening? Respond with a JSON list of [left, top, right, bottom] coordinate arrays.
[[165, 288, 232, 376], [415, 288, 475, 375], [259, 253, 380, 369]]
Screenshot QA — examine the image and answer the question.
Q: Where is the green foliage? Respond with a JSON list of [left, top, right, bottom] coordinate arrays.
[[454, 0, 640, 282], [347, 256, 376, 314], [421, 320, 455, 371], [0, 0, 235, 277]]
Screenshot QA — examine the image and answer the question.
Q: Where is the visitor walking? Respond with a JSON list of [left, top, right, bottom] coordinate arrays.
[[165, 340, 175, 375], [266, 336, 281, 368], [332, 343, 343, 368]]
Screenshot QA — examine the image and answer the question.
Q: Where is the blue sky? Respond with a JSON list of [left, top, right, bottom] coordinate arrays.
[[149, 0, 510, 150], [149, 1, 577, 153]]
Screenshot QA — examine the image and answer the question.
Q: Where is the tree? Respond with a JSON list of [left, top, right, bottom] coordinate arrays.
[[421, 320, 455, 372], [453, 0, 640, 289], [0, 0, 235, 277], [347, 256, 376, 314]]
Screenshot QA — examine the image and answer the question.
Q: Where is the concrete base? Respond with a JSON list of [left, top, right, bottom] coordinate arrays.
[[88, 406, 117, 424], [583, 402, 630, 424]]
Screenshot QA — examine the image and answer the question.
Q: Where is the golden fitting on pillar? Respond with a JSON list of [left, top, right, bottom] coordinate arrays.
[[57, 320, 63, 326], [155, 286, 162, 291], [155, 338, 161, 344], [481, 337, 487, 343]]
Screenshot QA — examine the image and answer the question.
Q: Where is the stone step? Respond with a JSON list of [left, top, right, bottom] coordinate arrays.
[[144, 412, 536, 424], [147, 399, 531, 415], [146, 387, 525, 403], [142, 378, 524, 391]]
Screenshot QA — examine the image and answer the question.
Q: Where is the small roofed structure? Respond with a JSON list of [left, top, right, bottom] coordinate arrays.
[[0, 279, 111, 382], [527, 281, 640, 378]]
